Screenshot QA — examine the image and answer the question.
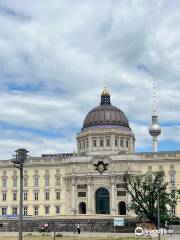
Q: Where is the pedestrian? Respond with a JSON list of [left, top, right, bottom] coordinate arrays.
[[77, 224, 81, 234], [44, 223, 49, 232]]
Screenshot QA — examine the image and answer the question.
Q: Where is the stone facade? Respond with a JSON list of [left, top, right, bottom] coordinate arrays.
[[0, 89, 179, 223]]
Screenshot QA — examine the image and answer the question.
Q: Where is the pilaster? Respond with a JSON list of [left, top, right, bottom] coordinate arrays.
[[110, 176, 115, 215], [71, 176, 76, 210], [87, 176, 92, 214]]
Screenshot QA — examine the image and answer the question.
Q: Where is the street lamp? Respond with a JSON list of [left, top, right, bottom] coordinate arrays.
[[12, 148, 28, 240], [157, 182, 161, 240], [72, 209, 77, 234]]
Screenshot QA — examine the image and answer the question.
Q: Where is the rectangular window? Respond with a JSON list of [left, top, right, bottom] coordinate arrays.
[[2, 208, 7, 215], [45, 206, 49, 214], [147, 174, 153, 182], [170, 164, 174, 170], [100, 138, 104, 147], [120, 138, 124, 147], [116, 183, 125, 188], [56, 206, 60, 214], [148, 166, 152, 171], [34, 206, 38, 216], [13, 178, 17, 187], [34, 192, 39, 201], [3, 179, 7, 188], [77, 184, 87, 190], [159, 166, 163, 171], [126, 140, 129, 148], [106, 138, 110, 147], [56, 178, 60, 186], [24, 207, 28, 216], [117, 191, 126, 196], [171, 206, 176, 215], [56, 192, 60, 200], [24, 192, 28, 201], [24, 178, 28, 187], [115, 138, 118, 147], [93, 138, 97, 147], [45, 177, 50, 186], [2, 193, 6, 201], [12, 207, 17, 215], [171, 189, 176, 199], [45, 192, 49, 200], [34, 177, 39, 187], [13, 192, 17, 201], [170, 173, 175, 183], [78, 192, 86, 197]]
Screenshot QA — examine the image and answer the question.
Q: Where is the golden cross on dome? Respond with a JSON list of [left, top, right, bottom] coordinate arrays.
[[102, 81, 110, 96]]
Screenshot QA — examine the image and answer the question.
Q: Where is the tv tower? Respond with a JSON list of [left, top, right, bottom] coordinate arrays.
[[149, 77, 161, 152]]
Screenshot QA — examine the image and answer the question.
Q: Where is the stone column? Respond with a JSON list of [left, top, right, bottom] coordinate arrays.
[[71, 177, 76, 210], [87, 177, 92, 214], [111, 176, 115, 215], [88, 136, 92, 154], [111, 135, 115, 152]]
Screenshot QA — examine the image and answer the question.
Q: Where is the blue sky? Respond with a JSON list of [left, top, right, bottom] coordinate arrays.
[[0, 0, 179, 159]]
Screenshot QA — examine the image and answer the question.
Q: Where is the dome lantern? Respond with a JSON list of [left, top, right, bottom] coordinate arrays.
[[100, 85, 111, 105]]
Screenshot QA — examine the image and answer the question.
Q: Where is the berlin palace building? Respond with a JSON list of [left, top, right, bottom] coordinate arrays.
[[0, 85, 180, 224]]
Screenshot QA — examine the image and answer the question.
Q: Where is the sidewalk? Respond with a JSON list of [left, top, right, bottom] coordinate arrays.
[[0, 231, 179, 239], [0, 231, 134, 238]]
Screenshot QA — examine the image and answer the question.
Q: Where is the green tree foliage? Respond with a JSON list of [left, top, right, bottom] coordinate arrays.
[[123, 171, 177, 226]]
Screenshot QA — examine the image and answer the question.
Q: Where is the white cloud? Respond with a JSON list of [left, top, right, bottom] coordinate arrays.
[[0, 0, 179, 158]]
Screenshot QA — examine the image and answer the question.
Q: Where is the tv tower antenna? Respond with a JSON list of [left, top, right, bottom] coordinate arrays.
[[149, 77, 161, 152]]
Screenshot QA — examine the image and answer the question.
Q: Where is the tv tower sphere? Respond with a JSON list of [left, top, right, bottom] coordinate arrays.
[[149, 115, 161, 137]]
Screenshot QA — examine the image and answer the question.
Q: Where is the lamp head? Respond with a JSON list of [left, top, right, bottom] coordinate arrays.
[[12, 148, 29, 166]]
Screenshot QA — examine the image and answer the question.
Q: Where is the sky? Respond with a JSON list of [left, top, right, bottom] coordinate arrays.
[[0, 0, 179, 159]]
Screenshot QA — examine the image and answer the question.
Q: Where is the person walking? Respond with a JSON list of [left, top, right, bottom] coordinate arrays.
[[77, 224, 81, 234]]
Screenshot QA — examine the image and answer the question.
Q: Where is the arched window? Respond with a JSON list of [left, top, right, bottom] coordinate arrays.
[[79, 202, 86, 214], [118, 201, 126, 215]]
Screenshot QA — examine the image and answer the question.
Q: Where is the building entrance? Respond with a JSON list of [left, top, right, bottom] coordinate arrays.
[[95, 188, 110, 214]]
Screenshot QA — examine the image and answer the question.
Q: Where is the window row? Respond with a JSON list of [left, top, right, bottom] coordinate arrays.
[[77, 191, 126, 198], [1, 177, 61, 188], [147, 164, 175, 171], [146, 172, 176, 184], [1, 169, 60, 176], [33, 206, 61, 215], [1, 205, 61, 216], [79, 136, 130, 150], [2, 191, 61, 201]]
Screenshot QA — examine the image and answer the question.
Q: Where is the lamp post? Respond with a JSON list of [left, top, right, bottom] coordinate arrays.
[[157, 183, 160, 240], [72, 209, 77, 234], [12, 148, 28, 240]]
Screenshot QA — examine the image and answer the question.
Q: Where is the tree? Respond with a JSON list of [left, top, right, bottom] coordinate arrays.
[[123, 171, 178, 226]]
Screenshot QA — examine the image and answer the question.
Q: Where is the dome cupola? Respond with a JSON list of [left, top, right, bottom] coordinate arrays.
[[82, 87, 129, 130], [77, 87, 135, 156]]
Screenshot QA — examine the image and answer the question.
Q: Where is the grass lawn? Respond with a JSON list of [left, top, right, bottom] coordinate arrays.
[[0, 236, 158, 240]]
